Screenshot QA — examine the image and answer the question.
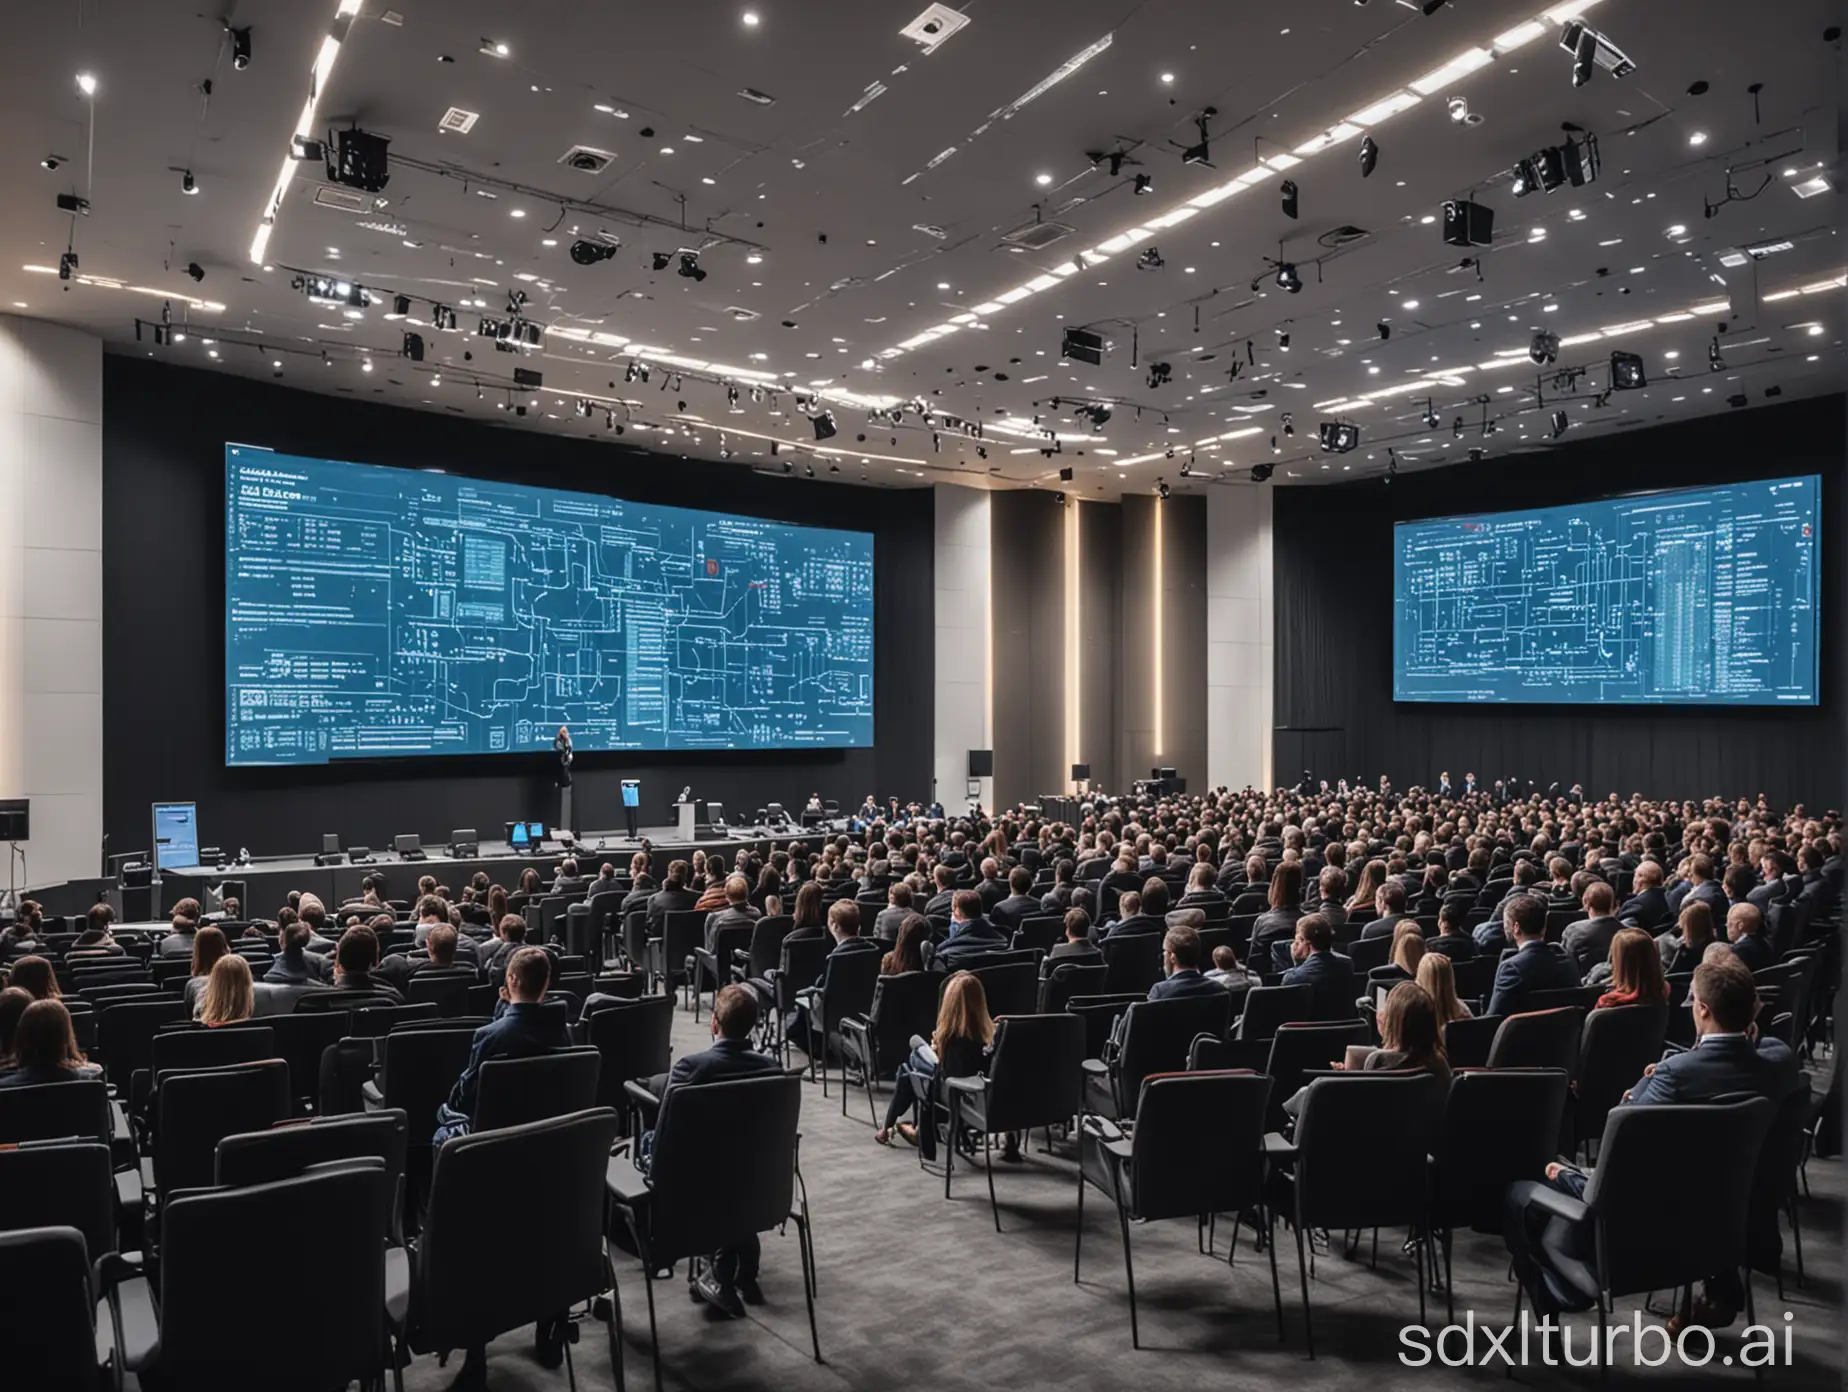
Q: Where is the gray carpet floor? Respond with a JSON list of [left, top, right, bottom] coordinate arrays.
[[401, 1003, 1844, 1392]]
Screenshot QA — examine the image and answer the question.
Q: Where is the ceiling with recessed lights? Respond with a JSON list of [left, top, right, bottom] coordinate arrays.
[[2, 0, 1840, 497]]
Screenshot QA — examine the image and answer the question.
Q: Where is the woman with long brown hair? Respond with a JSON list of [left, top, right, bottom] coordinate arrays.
[[1658, 901, 1714, 975], [874, 970, 995, 1157], [881, 913, 929, 976], [182, 926, 231, 1015], [1367, 982, 1451, 1083], [198, 953, 256, 1026], [0, 998, 100, 1085], [790, 880, 826, 934], [5, 955, 60, 1001], [1347, 859, 1387, 914], [1597, 927, 1669, 1010]]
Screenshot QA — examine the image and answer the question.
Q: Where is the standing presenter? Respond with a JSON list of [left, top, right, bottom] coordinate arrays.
[[554, 725, 574, 788]]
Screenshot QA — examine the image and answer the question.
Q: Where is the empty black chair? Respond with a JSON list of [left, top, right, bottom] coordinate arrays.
[[1083, 993, 1234, 1121], [263, 1010, 351, 1112], [0, 1077, 111, 1147], [652, 909, 708, 999], [150, 1023, 278, 1085], [606, 1077, 817, 1392], [1262, 1020, 1373, 1131], [1426, 1069, 1571, 1322], [1347, 935, 1393, 975], [1449, 955, 1499, 1006], [1065, 993, 1144, 1061], [1100, 933, 1164, 995], [732, 914, 794, 984], [1574, 1002, 1669, 1155], [1038, 961, 1107, 1013], [1747, 1076, 1814, 1298], [1442, 1013, 1502, 1069], [406, 973, 475, 1017], [1523, 984, 1602, 1013], [795, 946, 881, 1096], [344, 1001, 440, 1036], [1486, 1006, 1585, 1073], [839, 970, 940, 1126], [758, 934, 829, 1061], [1235, 983, 1313, 1041], [97, 997, 189, 1096], [0, 1227, 110, 1392], [1510, 1097, 1775, 1372], [110, 1159, 390, 1391], [946, 1012, 1086, 1230], [621, 909, 653, 976], [363, 1026, 476, 1201], [585, 971, 647, 1003], [579, 995, 674, 1119], [690, 922, 756, 1020], [152, 1060, 291, 1204], [966, 960, 1040, 1021], [1270, 1072, 1447, 1356], [0, 1140, 117, 1267], [1076, 1071, 1282, 1348], [1012, 914, 1065, 953], [293, 989, 397, 1015], [473, 1046, 601, 1131]]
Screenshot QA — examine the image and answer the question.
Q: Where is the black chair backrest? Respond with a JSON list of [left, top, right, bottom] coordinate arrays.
[[0, 1078, 110, 1147], [216, 1109, 409, 1241], [154, 1060, 292, 1196], [1747, 1077, 1813, 1274], [1263, 1020, 1372, 1129], [345, 1001, 440, 1037], [1486, 1006, 1585, 1073], [1065, 993, 1145, 1059], [1126, 1071, 1271, 1221], [813, 945, 881, 1025], [0, 1226, 98, 1392], [1575, 1002, 1669, 1136], [644, 1075, 802, 1265], [1586, 1097, 1775, 1298], [1038, 962, 1107, 1013], [1347, 935, 1393, 974], [1117, 993, 1235, 1105], [658, 910, 708, 988], [1449, 956, 1499, 1004], [1523, 985, 1602, 1014], [1101, 933, 1164, 995], [97, 997, 189, 1093], [984, 1012, 1086, 1131], [583, 995, 675, 1108], [158, 1160, 388, 1392], [262, 1011, 350, 1106], [1428, 1069, 1571, 1232], [865, 971, 940, 1064], [966, 960, 1040, 1020], [1013, 915, 1064, 953], [0, 1140, 116, 1260], [407, 973, 476, 1017], [774, 935, 831, 1011], [151, 1024, 278, 1086], [1442, 1013, 1502, 1069], [622, 909, 652, 970], [741, 915, 795, 979], [1235, 983, 1314, 1040], [704, 923, 757, 979], [474, 1047, 601, 1131], [380, 1027, 479, 1146], [587, 972, 645, 1002], [1293, 1073, 1448, 1228]]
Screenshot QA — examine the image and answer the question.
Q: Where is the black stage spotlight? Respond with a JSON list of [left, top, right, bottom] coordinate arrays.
[[385, 294, 411, 320], [229, 26, 251, 69], [1277, 329, 1291, 350], [1276, 262, 1302, 293], [1319, 420, 1359, 453], [181, 169, 198, 195], [1059, 465, 1074, 481], [58, 250, 78, 280], [1157, 481, 1171, 500], [1422, 398, 1440, 429], [1529, 330, 1560, 365], [1443, 198, 1493, 247], [1280, 179, 1299, 219], [1146, 361, 1172, 389], [185, 262, 205, 283], [1358, 136, 1379, 178], [574, 398, 594, 419], [811, 410, 837, 441], [1136, 246, 1165, 271], [1468, 446, 1485, 462], [1281, 412, 1295, 437], [327, 127, 391, 193], [1550, 408, 1570, 438], [1377, 321, 1391, 341], [570, 239, 620, 265], [650, 252, 672, 271], [1132, 173, 1153, 195], [432, 304, 458, 331], [1250, 462, 1274, 482], [402, 331, 425, 362], [1610, 350, 1646, 390], [1708, 338, 1725, 371], [1560, 21, 1634, 86], [676, 251, 707, 281], [1511, 156, 1540, 197]]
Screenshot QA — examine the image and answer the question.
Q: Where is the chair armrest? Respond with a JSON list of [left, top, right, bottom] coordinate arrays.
[[360, 1080, 385, 1108], [1522, 1185, 1590, 1226], [794, 985, 820, 1001], [622, 1078, 662, 1110], [1263, 1131, 1299, 1162], [945, 1075, 988, 1095], [837, 1016, 870, 1041], [113, 1167, 143, 1216], [605, 1152, 653, 1208], [1079, 1114, 1128, 1144], [99, 1252, 159, 1374], [1080, 1057, 1109, 1078]]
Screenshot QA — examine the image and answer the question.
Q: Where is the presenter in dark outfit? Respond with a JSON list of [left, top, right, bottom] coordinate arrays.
[[554, 726, 573, 787]]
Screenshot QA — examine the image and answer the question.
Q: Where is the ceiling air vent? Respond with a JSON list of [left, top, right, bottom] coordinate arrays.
[[439, 107, 480, 135], [726, 306, 761, 322], [558, 145, 616, 175], [1002, 221, 1075, 251], [312, 184, 369, 212], [900, 4, 969, 53]]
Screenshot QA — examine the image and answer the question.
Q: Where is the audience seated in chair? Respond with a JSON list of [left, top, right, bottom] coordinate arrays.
[[432, 946, 566, 1143]]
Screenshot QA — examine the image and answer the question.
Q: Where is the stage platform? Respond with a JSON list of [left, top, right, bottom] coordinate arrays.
[[152, 823, 831, 918]]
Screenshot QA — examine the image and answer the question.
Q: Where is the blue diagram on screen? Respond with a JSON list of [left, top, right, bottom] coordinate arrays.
[[225, 447, 874, 765], [1393, 475, 1820, 705], [153, 802, 200, 871]]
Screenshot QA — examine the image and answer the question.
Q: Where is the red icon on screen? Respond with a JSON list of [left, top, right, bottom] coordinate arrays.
[[1802, 524, 1811, 537], [705, 558, 719, 576]]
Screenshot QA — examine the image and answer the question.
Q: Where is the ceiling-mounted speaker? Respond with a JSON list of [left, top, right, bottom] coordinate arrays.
[[1443, 198, 1494, 248], [1061, 326, 1105, 365]]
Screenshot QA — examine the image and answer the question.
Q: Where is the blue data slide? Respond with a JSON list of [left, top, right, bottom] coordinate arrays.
[[225, 447, 874, 764], [153, 802, 200, 870], [1393, 475, 1820, 705]]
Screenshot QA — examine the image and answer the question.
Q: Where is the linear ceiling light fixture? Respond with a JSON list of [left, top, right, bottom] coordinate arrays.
[[249, 0, 364, 264]]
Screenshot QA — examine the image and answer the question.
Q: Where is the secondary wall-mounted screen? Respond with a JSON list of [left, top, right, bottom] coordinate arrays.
[[226, 446, 874, 765], [1393, 475, 1820, 705]]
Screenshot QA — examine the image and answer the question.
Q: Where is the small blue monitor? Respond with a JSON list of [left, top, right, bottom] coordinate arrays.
[[510, 822, 531, 848]]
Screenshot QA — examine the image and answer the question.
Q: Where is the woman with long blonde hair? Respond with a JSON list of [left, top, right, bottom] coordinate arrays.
[[1389, 920, 1427, 975], [198, 953, 255, 1026], [182, 926, 230, 1015], [874, 970, 995, 1158], [1415, 952, 1472, 1034]]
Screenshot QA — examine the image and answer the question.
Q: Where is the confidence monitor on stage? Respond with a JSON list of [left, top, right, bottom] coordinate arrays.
[[152, 802, 201, 872], [224, 445, 874, 766], [1392, 475, 1821, 706]]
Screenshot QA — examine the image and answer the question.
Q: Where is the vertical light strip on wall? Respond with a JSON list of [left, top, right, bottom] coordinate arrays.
[[1064, 498, 1081, 788], [1152, 493, 1164, 758]]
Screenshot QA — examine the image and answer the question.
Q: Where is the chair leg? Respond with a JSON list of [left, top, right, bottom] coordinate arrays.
[[1263, 1204, 1284, 1344], [1413, 1227, 1426, 1328], [563, 1329, 578, 1392], [603, 1249, 626, 1392], [984, 1127, 1002, 1233], [1443, 1229, 1455, 1328], [643, 1264, 663, 1392], [795, 1212, 822, 1363], [1790, 1198, 1805, 1288], [1294, 1218, 1314, 1359], [1596, 1287, 1607, 1385], [1508, 1275, 1525, 1382], [1117, 1199, 1139, 1350], [1073, 1162, 1086, 1282], [944, 1094, 955, 1199], [1742, 1265, 1759, 1384], [863, 1059, 879, 1130]]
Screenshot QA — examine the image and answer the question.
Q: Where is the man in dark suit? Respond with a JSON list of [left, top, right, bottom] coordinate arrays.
[[1747, 853, 1788, 914], [702, 874, 761, 955], [646, 860, 701, 935], [1175, 862, 1226, 912], [550, 857, 591, 894], [618, 852, 657, 919], [872, 883, 914, 943], [1099, 852, 1143, 904], [934, 890, 1008, 970], [1040, 859, 1079, 914], [1280, 914, 1356, 1019], [974, 858, 1009, 913], [433, 947, 566, 1142], [788, 902, 880, 1055], [1147, 925, 1225, 1001], [1102, 889, 1165, 940], [1041, 908, 1102, 976], [923, 865, 958, 919], [1358, 881, 1412, 940], [1724, 902, 1776, 973], [378, 923, 480, 992], [1505, 956, 1800, 1322], [1559, 881, 1623, 978], [638, 984, 784, 1317], [1425, 899, 1478, 962], [1666, 853, 1724, 916], [991, 866, 1042, 933], [1618, 860, 1669, 928], [1484, 896, 1580, 1018]]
